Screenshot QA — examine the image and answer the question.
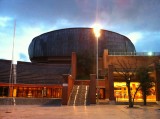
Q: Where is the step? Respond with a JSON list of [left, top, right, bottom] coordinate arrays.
[[68, 85, 89, 106]]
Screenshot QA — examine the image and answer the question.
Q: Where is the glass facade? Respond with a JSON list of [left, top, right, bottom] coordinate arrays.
[[0, 85, 62, 98], [114, 82, 156, 102]]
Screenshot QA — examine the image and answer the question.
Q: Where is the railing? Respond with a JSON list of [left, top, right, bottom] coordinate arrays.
[[109, 52, 160, 56]]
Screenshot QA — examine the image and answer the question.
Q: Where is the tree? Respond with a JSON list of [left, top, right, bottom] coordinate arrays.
[[136, 66, 154, 105], [111, 56, 158, 107], [114, 57, 137, 108]]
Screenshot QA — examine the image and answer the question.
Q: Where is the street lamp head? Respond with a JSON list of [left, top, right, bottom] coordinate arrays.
[[148, 51, 153, 56], [93, 23, 101, 38]]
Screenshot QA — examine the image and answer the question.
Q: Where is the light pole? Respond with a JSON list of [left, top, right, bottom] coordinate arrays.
[[93, 24, 101, 104]]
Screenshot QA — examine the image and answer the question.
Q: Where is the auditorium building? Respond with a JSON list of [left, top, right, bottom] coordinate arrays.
[[0, 28, 160, 105]]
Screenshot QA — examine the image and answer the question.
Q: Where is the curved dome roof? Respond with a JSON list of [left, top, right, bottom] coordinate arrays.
[[28, 28, 135, 62]]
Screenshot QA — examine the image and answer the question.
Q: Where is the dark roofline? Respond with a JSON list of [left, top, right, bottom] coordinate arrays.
[[34, 27, 132, 43]]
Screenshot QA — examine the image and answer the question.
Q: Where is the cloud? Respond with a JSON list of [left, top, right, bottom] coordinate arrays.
[[134, 32, 160, 52], [0, 17, 14, 60], [98, 0, 160, 32], [1, 0, 160, 32], [127, 32, 142, 44], [0, 0, 160, 62], [14, 25, 50, 62], [0, 16, 12, 27], [19, 53, 28, 61]]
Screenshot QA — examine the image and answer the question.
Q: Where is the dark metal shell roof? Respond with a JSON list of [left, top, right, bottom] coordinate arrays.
[[28, 28, 136, 62], [16, 61, 71, 84], [0, 60, 11, 83]]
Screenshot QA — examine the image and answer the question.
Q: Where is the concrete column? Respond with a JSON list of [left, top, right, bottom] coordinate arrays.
[[9, 87, 13, 97], [62, 74, 74, 105], [89, 74, 96, 104], [103, 49, 108, 69], [62, 84, 68, 105], [68, 75, 74, 99], [71, 52, 77, 80], [154, 64, 160, 103], [108, 65, 116, 102], [62, 74, 69, 105], [105, 76, 109, 99]]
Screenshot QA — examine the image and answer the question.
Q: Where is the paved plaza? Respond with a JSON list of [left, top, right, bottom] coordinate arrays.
[[0, 105, 160, 119]]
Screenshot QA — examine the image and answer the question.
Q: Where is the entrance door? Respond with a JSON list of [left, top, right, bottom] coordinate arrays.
[[99, 88, 105, 99]]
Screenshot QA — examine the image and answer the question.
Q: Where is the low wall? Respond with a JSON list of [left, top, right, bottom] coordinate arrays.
[[0, 98, 62, 106], [74, 80, 90, 85]]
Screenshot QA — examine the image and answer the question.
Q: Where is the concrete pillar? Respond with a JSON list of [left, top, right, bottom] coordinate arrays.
[[62, 84, 68, 105], [62, 74, 69, 105], [89, 74, 96, 104], [108, 65, 116, 102], [154, 64, 160, 104], [62, 74, 74, 105], [68, 75, 74, 99], [103, 49, 108, 69], [71, 52, 77, 80], [105, 76, 109, 99], [9, 87, 13, 97]]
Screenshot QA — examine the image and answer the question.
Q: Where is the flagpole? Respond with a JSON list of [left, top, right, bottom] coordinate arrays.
[[9, 20, 16, 105]]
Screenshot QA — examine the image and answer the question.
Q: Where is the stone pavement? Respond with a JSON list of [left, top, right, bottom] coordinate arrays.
[[0, 105, 160, 119]]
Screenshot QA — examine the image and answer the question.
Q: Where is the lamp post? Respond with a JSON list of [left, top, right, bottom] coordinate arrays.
[[93, 24, 101, 104]]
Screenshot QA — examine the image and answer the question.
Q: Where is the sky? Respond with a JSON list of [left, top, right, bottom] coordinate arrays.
[[0, 0, 160, 63]]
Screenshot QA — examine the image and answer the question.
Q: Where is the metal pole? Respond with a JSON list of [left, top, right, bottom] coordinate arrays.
[[12, 20, 16, 106], [96, 36, 99, 104]]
